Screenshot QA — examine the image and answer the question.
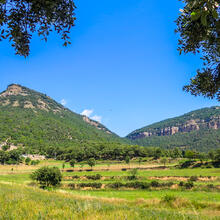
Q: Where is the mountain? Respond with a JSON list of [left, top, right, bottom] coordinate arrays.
[[0, 84, 125, 151], [126, 107, 220, 152]]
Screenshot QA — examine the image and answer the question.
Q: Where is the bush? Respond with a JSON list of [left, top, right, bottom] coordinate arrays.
[[107, 182, 124, 189], [86, 174, 102, 180], [31, 166, 62, 188], [189, 176, 198, 182], [72, 175, 80, 179], [31, 160, 40, 166], [78, 183, 102, 189], [124, 181, 150, 189], [68, 183, 76, 189], [184, 181, 194, 189], [162, 195, 177, 203], [150, 180, 160, 187]]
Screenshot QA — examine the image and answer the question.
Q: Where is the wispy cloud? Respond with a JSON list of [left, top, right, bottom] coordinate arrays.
[[61, 99, 67, 106], [81, 109, 93, 117], [81, 109, 102, 123]]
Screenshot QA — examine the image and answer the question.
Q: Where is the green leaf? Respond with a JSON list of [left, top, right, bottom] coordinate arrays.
[[212, 10, 219, 19], [191, 11, 201, 21], [201, 14, 208, 26]]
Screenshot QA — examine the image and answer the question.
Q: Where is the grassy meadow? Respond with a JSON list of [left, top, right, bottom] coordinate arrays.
[[0, 159, 220, 219]]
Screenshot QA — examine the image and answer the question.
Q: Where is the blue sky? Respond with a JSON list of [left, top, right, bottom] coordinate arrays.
[[0, 0, 219, 137]]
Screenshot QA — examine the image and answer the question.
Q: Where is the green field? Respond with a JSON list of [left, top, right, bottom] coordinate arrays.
[[0, 160, 220, 219]]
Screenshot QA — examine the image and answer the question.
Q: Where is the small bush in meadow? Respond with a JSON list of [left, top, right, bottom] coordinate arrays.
[[31, 166, 62, 188], [150, 180, 160, 187], [78, 182, 102, 189], [162, 195, 177, 204], [86, 174, 102, 180], [189, 176, 198, 182]]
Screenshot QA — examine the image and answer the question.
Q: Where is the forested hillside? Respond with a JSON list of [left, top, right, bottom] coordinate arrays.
[[0, 84, 128, 154], [127, 107, 220, 152]]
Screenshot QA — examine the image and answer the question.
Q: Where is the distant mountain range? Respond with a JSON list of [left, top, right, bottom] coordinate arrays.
[[0, 84, 125, 151], [0, 84, 219, 152], [126, 107, 220, 152]]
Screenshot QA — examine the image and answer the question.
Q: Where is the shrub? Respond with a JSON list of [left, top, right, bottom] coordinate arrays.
[[107, 182, 124, 189], [31, 160, 40, 166], [128, 168, 138, 180], [179, 181, 184, 187], [86, 174, 102, 180], [72, 175, 80, 179], [68, 183, 76, 189], [78, 183, 102, 189], [25, 157, 31, 165], [162, 195, 177, 203], [31, 166, 62, 188], [189, 176, 198, 182], [151, 180, 160, 187], [184, 181, 194, 189]]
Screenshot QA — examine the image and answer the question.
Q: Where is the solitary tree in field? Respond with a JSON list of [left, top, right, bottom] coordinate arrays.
[[0, 0, 76, 57], [176, 0, 220, 100], [87, 158, 96, 170], [125, 156, 130, 168], [31, 166, 62, 188], [70, 159, 76, 170], [161, 158, 167, 167]]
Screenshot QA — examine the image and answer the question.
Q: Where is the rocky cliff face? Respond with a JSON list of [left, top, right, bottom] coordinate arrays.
[[128, 116, 220, 140]]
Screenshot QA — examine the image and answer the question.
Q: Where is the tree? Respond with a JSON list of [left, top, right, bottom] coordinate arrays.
[[31, 166, 62, 188], [125, 156, 130, 166], [0, 0, 76, 57], [160, 158, 167, 167], [87, 158, 96, 170], [69, 159, 76, 169], [176, 1, 220, 100], [25, 157, 31, 165]]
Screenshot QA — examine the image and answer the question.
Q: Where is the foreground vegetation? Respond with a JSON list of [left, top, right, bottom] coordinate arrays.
[[0, 159, 220, 219]]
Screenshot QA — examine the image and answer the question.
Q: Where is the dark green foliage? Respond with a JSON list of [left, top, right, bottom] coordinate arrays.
[[30, 166, 62, 188], [150, 180, 160, 187], [184, 181, 194, 189], [0, 0, 76, 57], [25, 157, 31, 165], [0, 150, 22, 165], [69, 159, 76, 168], [179, 181, 194, 189], [176, 0, 220, 100], [30, 160, 40, 166], [189, 176, 198, 182], [87, 158, 96, 169], [78, 183, 102, 189], [86, 174, 102, 180], [162, 195, 177, 204], [128, 168, 138, 180], [72, 175, 80, 179]]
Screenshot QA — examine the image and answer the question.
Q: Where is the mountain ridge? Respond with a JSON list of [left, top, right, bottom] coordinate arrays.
[[126, 107, 220, 152], [0, 84, 126, 152]]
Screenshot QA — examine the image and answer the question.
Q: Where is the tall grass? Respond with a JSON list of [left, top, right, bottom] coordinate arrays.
[[0, 183, 218, 220]]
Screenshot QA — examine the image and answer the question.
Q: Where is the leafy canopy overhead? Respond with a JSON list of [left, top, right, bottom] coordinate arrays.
[[176, 0, 220, 100], [0, 0, 76, 57]]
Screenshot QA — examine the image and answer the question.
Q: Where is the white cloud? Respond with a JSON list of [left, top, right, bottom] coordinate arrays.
[[91, 115, 102, 123], [61, 99, 67, 106], [81, 109, 102, 123], [81, 109, 93, 117]]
